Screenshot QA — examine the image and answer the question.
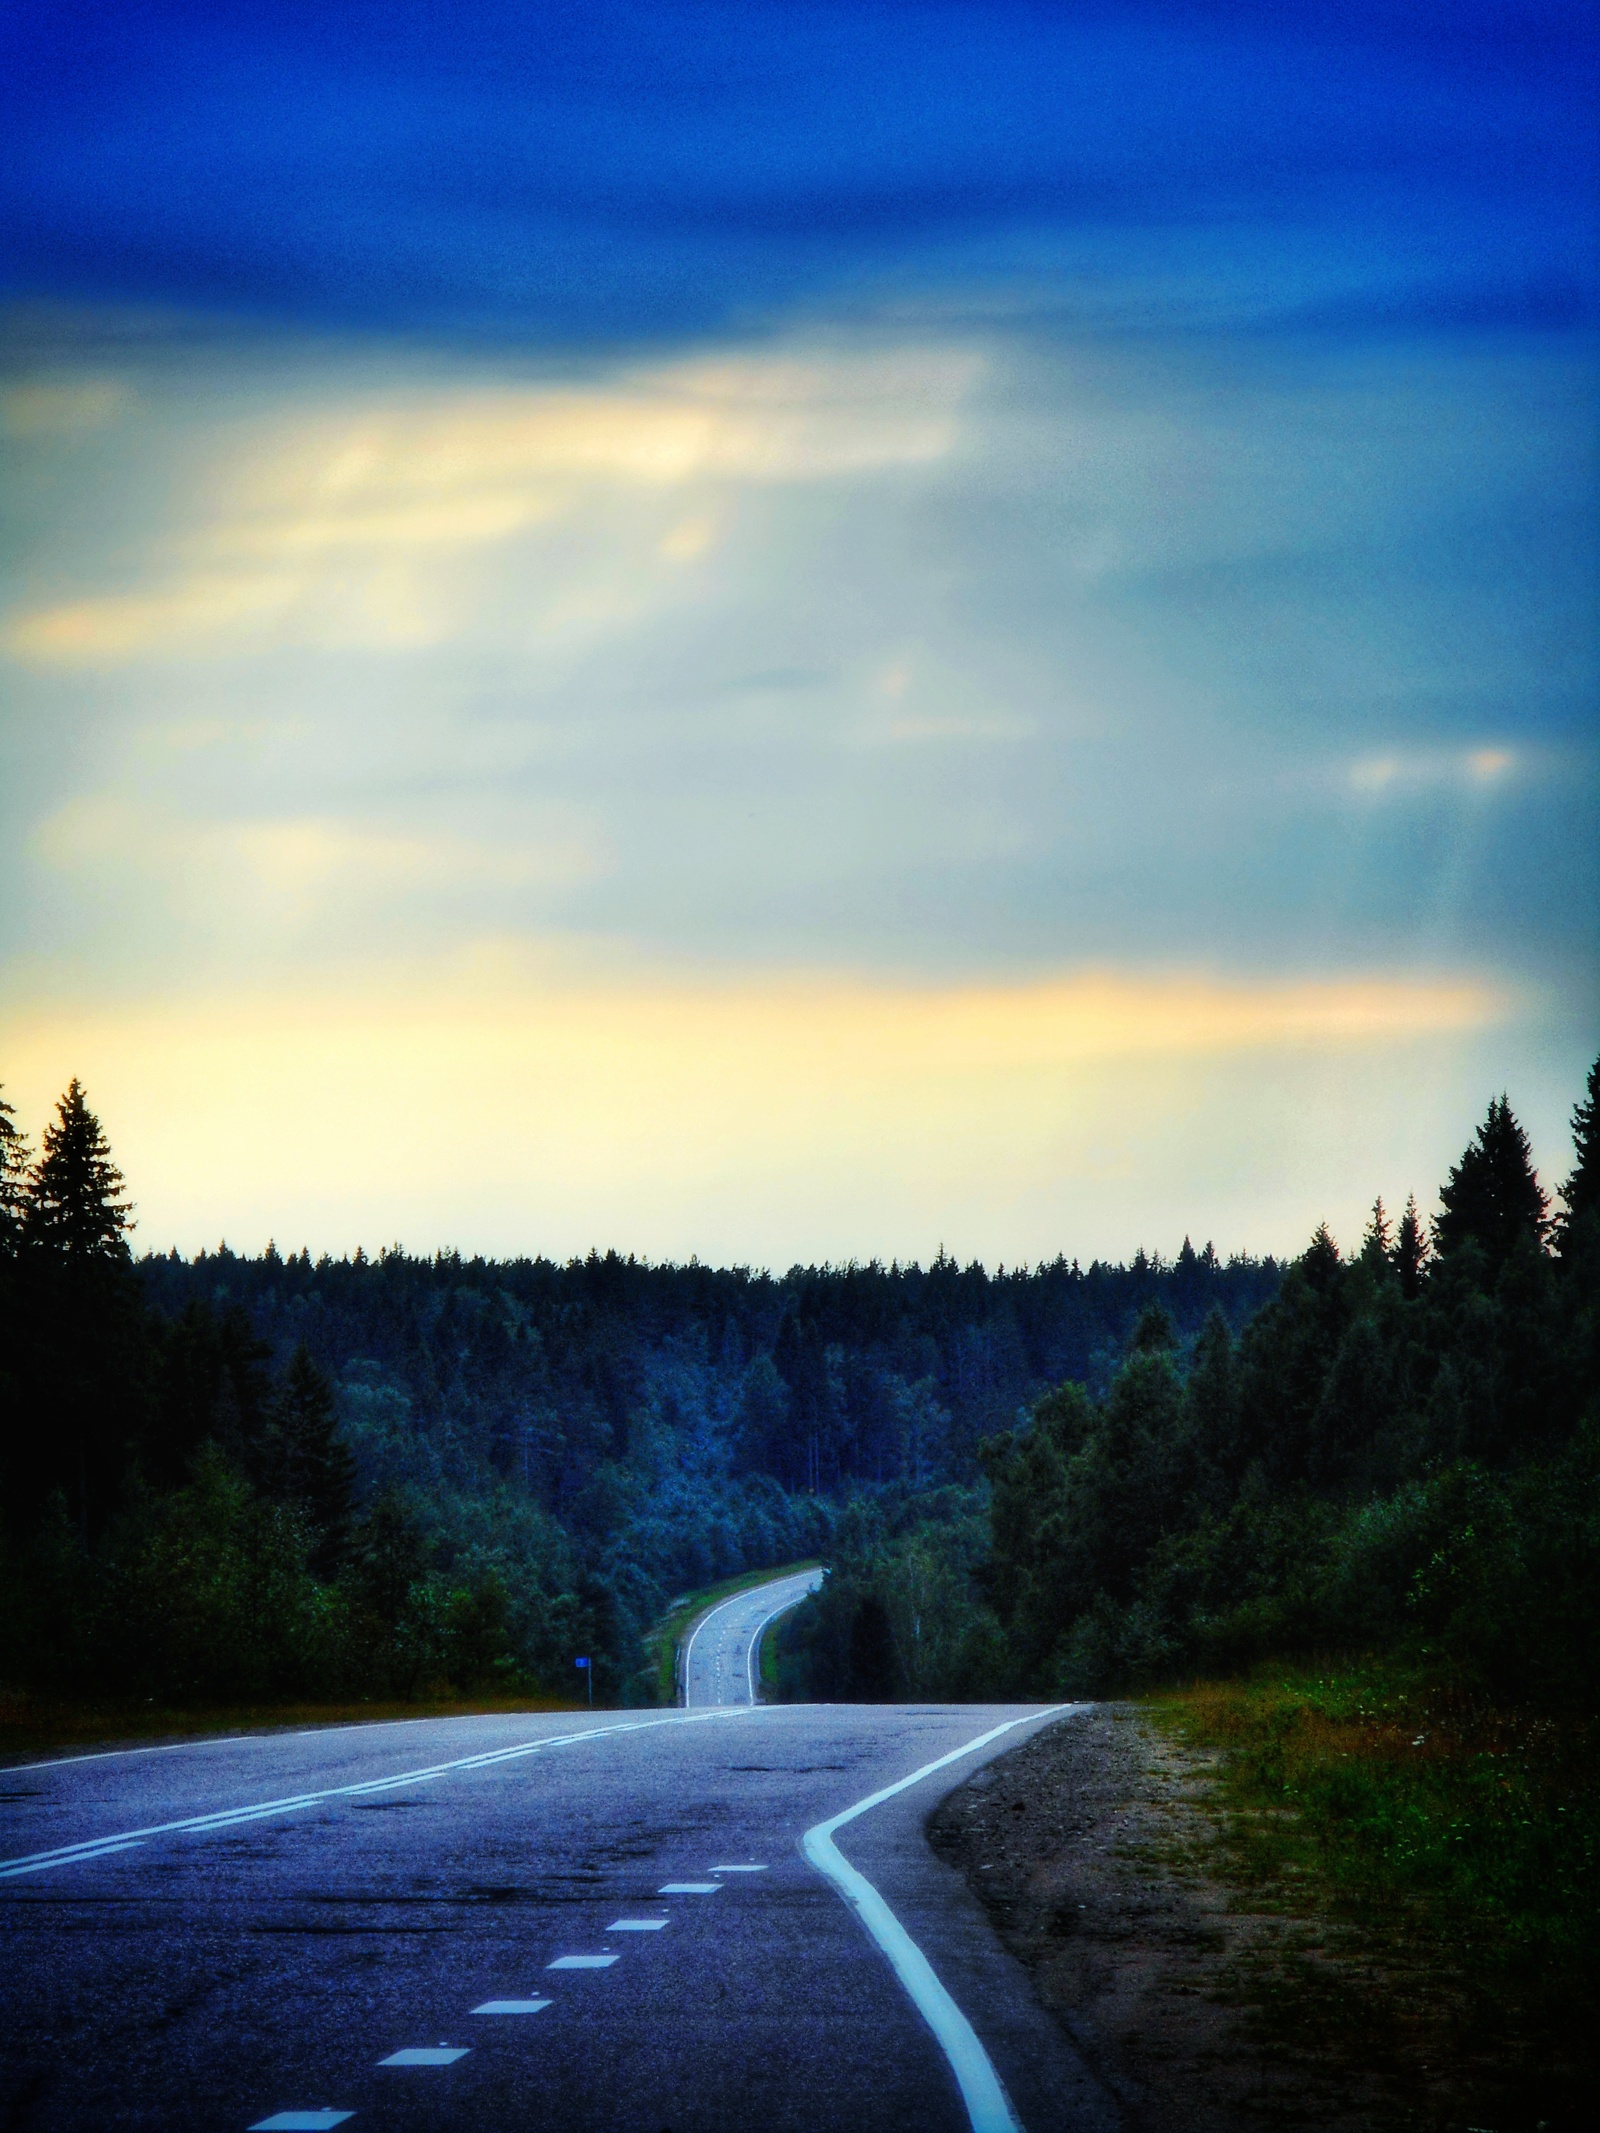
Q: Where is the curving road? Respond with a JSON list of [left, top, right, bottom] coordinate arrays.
[[0, 1574, 1117, 2133], [681, 1566, 825, 1706]]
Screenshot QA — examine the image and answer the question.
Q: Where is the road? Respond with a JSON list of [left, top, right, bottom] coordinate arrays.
[[681, 1566, 825, 1706], [0, 1599, 1116, 2133]]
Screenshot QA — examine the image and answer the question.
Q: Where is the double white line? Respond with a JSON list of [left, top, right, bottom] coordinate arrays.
[[0, 1711, 748, 1880]]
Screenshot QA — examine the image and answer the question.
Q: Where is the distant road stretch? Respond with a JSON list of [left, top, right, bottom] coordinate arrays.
[[682, 1565, 825, 1706]]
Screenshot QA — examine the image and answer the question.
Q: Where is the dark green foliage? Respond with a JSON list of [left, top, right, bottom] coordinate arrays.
[[1433, 1094, 1547, 1270], [22, 1079, 133, 1260], [1560, 1055, 1600, 1238], [0, 1085, 29, 1253], [1392, 1193, 1428, 1299], [980, 1070, 1600, 1711], [262, 1345, 355, 1575]]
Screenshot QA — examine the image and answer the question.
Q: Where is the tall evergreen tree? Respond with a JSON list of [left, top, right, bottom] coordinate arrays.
[[1433, 1096, 1547, 1272], [1359, 1197, 1392, 1273], [1556, 1054, 1599, 1253], [23, 1080, 133, 1259], [1392, 1194, 1428, 1300], [0, 1086, 30, 1254], [265, 1344, 355, 1575]]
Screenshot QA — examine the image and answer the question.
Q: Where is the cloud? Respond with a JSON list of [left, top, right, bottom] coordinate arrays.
[[0, 961, 1516, 1264], [3, 343, 979, 666], [1348, 746, 1519, 795], [33, 796, 604, 934], [1, 376, 129, 436]]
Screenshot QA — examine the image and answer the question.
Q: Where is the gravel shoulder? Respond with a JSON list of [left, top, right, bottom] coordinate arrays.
[[927, 1704, 1413, 2133]]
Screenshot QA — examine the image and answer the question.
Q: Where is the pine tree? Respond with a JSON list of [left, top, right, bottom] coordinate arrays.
[[266, 1345, 355, 1576], [0, 1086, 30, 1255], [1392, 1194, 1428, 1300], [1130, 1301, 1178, 1352], [23, 1080, 133, 1259], [1556, 1053, 1599, 1253], [1433, 1096, 1548, 1271], [1360, 1197, 1392, 1272]]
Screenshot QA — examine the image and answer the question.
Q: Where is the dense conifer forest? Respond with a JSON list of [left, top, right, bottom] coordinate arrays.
[[0, 1075, 1276, 1706], [782, 1063, 1599, 1713], [1, 1061, 1594, 1723]]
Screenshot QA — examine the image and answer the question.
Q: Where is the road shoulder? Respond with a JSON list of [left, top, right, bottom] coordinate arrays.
[[926, 1704, 1404, 2133]]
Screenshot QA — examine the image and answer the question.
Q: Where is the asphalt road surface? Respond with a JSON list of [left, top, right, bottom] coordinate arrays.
[[682, 1567, 825, 1706], [0, 1636, 1116, 2133]]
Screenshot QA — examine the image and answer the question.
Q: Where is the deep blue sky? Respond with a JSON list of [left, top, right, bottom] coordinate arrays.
[[4, 1, 1595, 342], [0, 1, 1595, 1263]]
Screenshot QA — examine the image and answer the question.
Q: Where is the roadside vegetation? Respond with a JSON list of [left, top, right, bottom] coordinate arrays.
[[1151, 1660, 1598, 2125]]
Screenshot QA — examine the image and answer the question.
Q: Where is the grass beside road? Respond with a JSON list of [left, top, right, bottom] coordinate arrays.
[[1147, 1659, 1599, 2129], [644, 1560, 822, 1706], [0, 1689, 582, 1766]]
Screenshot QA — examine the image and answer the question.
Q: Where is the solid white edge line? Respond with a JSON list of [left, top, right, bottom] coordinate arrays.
[[3, 1736, 254, 1775], [744, 1572, 824, 1704], [0, 1708, 760, 1878], [681, 1569, 820, 1710], [802, 1705, 1083, 2133]]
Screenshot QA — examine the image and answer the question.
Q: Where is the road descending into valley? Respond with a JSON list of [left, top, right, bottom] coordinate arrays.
[[682, 1566, 825, 1706], [0, 1577, 1116, 2133]]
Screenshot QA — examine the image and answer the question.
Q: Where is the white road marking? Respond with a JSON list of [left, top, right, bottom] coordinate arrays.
[[547, 1954, 618, 1969], [658, 1880, 719, 1893], [0, 1709, 756, 1879], [607, 1918, 668, 1930], [802, 1706, 1081, 2133], [710, 1863, 767, 1872], [5, 1738, 251, 1775], [248, 2114, 353, 2130], [744, 1586, 815, 1703], [0, 1835, 146, 1879], [378, 2048, 467, 2066], [682, 1570, 823, 1710], [471, 1999, 550, 2014]]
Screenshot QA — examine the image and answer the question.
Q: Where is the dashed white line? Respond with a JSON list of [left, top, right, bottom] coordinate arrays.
[[378, 2048, 468, 2066], [249, 2113, 352, 2130], [547, 1954, 618, 1970], [471, 1999, 550, 2014], [607, 1917, 668, 1930], [658, 1880, 719, 1893]]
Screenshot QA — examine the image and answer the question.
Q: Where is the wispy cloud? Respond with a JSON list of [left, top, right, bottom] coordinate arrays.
[[3, 344, 980, 666]]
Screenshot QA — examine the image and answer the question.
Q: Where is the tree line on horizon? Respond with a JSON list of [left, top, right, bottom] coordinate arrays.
[[0, 1074, 1277, 1708], [777, 1064, 1599, 1712]]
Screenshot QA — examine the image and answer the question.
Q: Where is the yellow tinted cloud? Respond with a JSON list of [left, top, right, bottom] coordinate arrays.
[[4, 341, 977, 666], [0, 963, 1506, 1260], [9, 574, 299, 662]]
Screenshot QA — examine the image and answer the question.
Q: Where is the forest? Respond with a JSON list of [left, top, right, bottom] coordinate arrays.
[[0, 1076, 1275, 1708], [0, 1060, 1593, 1725], [780, 1065, 1598, 1719]]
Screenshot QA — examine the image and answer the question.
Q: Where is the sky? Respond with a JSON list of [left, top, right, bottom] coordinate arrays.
[[1, 0, 1596, 1267]]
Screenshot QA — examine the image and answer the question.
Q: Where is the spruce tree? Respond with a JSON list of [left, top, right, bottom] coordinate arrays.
[[1392, 1194, 1428, 1300], [1359, 1197, 1392, 1273], [267, 1344, 355, 1576], [1556, 1053, 1599, 1253], [0, 1086, 30, 1255], [1433, 1096, 1548, 1272], [23, 1080, 133, 1259]]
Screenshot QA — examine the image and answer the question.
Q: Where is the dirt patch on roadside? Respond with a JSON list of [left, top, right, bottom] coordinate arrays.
[[927, 1705, 1452, 2132]]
